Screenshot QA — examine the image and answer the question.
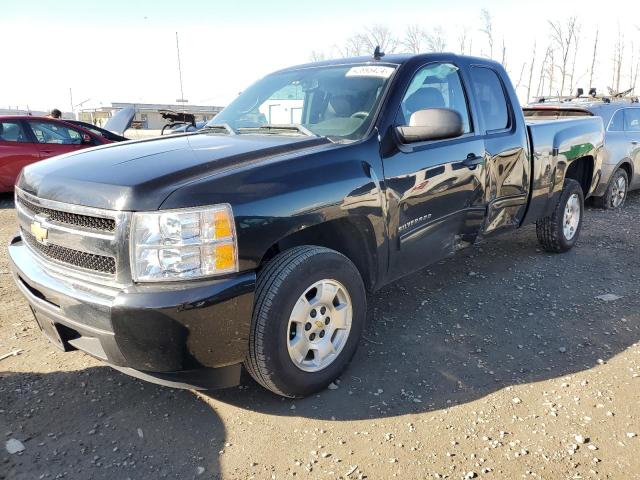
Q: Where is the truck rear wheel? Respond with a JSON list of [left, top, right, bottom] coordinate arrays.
[[593, 168, 628, 210], [245, 246, 366, 397], [536, 179, 584, 253]]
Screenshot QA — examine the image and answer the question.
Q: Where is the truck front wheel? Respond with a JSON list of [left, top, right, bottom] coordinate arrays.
[[536, 179, 585, 253], [245, 246, 366, 397]]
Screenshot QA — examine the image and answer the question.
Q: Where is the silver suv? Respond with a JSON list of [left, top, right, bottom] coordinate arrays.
[[525, 99, 640, 209]]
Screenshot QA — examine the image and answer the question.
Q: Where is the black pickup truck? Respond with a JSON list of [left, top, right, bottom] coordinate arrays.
[[9, 53, 604, 397]]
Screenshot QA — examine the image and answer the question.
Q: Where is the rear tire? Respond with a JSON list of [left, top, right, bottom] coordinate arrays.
[[592, 168, 629, 210], [245, 246, 366, 398], [536, 179, 584, 253]]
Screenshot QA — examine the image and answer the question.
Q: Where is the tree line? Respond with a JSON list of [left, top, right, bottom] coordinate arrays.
[[310, 10, 640, 104]]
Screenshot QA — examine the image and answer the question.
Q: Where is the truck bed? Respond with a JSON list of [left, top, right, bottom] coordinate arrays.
[[522, 116, 604, 225]]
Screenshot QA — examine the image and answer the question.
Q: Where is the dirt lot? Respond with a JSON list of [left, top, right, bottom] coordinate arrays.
[[1, 192, 639, 480]]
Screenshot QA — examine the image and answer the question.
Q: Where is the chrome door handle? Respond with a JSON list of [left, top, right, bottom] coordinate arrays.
[[463, 153, 484, 168]]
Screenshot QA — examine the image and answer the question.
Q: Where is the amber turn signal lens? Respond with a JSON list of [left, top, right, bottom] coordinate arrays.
[[214, 243, 235, 270], [214, 210, 233, 239]]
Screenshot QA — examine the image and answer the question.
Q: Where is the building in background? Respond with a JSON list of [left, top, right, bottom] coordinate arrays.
[[78, 102, 224, 130], [0, 108, 74, 119]]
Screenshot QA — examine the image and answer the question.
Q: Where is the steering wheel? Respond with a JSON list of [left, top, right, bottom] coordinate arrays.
[[350, 111, 369, 120]]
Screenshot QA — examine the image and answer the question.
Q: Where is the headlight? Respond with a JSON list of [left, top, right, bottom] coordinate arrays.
[[130, 204, 237, 282]]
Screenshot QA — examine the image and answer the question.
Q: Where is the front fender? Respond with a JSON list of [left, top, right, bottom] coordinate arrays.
[[160, 137, 388, 275]]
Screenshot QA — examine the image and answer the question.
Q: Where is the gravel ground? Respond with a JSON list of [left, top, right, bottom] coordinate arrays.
[[1, 191, 639, 480]]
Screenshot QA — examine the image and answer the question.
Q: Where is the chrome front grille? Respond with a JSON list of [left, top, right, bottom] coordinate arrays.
[[22, 230, 117, 274], [18, 196, 116, 232], [15, 189, 132, 285]]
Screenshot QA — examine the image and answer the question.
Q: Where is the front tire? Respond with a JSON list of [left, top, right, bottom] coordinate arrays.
[[593, 168, 629, 210], [536, 179, 584, 253], [245, 246, 366, 397]]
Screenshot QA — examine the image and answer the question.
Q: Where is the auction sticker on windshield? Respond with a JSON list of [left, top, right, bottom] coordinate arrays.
[[346, 66, 395, 78]]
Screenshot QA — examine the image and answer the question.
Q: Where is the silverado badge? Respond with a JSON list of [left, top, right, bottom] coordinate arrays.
[[30, 221, 48, 245]]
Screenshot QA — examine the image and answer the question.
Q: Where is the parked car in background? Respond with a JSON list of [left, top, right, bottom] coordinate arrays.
[[525, 98, 640, 209], [0, 116, 116, 192]]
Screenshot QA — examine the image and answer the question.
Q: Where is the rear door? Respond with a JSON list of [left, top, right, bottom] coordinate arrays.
[[25, 119, 90, 160], [469, 65, 531, 235], [383, 62, 486, 279], [623, 108, 640, 187], [0, 119, 40, 191]]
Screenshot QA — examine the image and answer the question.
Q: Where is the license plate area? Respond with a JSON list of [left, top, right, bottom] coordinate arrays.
[[31, 308, 67, 351]]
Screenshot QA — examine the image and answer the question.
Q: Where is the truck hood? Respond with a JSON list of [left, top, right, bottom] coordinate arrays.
[[18, 133, 331, 211]]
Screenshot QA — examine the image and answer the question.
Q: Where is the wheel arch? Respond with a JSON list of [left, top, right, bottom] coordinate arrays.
[[564, 155, 595, 197], [258, 216, 379, 291]]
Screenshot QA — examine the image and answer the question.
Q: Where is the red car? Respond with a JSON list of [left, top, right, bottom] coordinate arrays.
[[0, 116, 115, 192]]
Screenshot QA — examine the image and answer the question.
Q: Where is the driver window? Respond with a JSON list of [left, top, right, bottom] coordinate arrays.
[[28, 121, 82, 145], [398, 63, 472, 134]]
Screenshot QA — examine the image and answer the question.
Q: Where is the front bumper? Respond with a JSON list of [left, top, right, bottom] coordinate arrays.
[[8, 234, 256, 390]]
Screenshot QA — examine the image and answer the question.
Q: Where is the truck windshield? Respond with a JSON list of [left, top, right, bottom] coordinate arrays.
[[206, 64, 398, 141]]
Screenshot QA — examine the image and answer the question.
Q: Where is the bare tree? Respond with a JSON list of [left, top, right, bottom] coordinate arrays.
[[544, 47, 557, 96], [612, 24, 625, 93], [568, 23, 582, 95], [310, 50, 327, 62], [501, 37, 507, 69], [548, 16, 579, 95], [403, 25, 426, 53], [536, 46, 552, 98], [588, 28, 599, 88], [361, 25, 399, 54], [425, 26, 447, 53], [457, 26, 470, 55], [479, 8, 494, 59], [335, 34, 368, 58], [526, 41, 537, 103], [514, 62, 526, 90]]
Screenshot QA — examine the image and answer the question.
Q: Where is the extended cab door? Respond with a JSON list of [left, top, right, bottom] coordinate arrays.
[[25, 119, 90, 160], [383, 62, 486, 279], [468, 65, 531, 235], [0, 119, 40, 192]]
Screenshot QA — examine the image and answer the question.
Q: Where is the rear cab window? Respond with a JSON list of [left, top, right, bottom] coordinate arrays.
[[470, 66, 510, 132]]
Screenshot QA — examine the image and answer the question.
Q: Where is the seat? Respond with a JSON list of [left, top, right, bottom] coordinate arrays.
[[401, 87, 446, 124], [327, 95, 354, 118]]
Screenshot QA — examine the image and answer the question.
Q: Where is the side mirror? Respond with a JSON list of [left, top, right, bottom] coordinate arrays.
[[396, 108, 464, 144]]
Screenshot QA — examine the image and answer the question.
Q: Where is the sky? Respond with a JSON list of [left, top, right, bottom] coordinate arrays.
[[1, 0, 638, 113]]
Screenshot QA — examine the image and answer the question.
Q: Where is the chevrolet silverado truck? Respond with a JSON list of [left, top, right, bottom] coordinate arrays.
[[9, 53, 604, 397]]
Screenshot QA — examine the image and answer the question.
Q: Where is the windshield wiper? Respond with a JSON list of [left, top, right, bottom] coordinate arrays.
[[237, 124, 318, 137], [199, 123, 237, 135]]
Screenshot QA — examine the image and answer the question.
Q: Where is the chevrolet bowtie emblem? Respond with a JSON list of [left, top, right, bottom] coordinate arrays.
[[315, 320, 324, 329], [30, 221, 48, 245]]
